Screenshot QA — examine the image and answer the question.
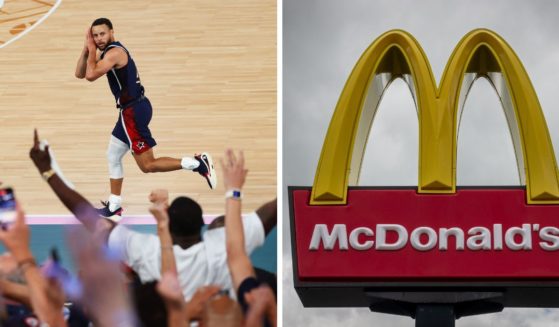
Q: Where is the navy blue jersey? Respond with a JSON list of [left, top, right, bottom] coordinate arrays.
[[100, 41, 145, 107]]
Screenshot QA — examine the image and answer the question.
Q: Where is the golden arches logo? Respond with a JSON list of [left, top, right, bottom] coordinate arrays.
[[311, 29, 559, 205]]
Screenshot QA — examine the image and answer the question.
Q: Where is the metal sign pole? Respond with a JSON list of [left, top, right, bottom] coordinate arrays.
[[415, 305, 455, 327]]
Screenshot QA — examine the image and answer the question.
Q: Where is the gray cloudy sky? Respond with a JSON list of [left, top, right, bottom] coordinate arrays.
[[282, 0, 559, 326]]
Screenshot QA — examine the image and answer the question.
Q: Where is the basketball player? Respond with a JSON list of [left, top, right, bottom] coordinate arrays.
[[75, 18, 216, 218]]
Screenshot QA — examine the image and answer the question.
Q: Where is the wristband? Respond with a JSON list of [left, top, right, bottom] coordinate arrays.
[[225, 189, 242, 200], [41, 169, 56, 182]]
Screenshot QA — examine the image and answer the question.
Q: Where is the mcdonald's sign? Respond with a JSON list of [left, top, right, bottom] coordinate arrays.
[[289, 29, 559, 309]]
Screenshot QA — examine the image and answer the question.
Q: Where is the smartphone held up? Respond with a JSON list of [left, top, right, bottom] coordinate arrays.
[[0, 187, 16, 226]]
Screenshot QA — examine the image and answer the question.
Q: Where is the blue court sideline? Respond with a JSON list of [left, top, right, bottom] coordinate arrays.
[[0, 225, 277, 275]]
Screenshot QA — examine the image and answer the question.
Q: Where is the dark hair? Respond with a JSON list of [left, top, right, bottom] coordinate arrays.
[[91, 17, 113, 29], [168, 197, 204, 237]]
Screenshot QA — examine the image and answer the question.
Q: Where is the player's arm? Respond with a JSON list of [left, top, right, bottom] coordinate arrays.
[[221, 149, 255, 291], [75, 47, 89, 79], [75, 28, 90, 79], [85, 48, 124, 82], [83, 25, 126, 82], [75, 27, 99, 79]]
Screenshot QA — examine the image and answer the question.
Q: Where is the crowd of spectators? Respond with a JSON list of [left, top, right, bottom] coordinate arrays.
[[0, 130, 277, 327]]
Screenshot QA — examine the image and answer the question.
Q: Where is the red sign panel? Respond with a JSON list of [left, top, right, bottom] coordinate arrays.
[[291, 187, 559, 281]]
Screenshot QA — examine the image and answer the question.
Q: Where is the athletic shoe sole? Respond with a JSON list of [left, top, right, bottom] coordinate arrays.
[[106, 212, 123, 223], [96, 202, 124, 223], [201, 152, 217, 189]]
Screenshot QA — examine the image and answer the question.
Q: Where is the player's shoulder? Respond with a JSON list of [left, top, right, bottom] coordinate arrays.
[[102, 42, 128, 58], [104, 46, 127, 56], [111, 41, 129, 52]]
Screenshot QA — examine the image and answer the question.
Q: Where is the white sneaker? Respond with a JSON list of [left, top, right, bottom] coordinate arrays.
[[194, 152, 217, 189]]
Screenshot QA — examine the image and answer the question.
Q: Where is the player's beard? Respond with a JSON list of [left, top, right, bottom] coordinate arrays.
[[97, 37, 114, 50]]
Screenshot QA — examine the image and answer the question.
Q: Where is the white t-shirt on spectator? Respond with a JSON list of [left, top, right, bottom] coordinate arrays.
[[108, 212, 265, 300]]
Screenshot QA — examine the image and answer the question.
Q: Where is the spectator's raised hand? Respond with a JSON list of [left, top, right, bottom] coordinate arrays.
[[29, 129, 51, 173], [220, 149, 248, 190], [185, 285, 221, 321], [220, 148, 254, 291], [0, 203, 32, 262], [150, 189, 177, 276], [0, 252, 18, 277], [0, 204, 67, 326], [156, 271, 184, 310], [245, 285, 277, 327], [157, 271, 190, 327], [68, 227, 136, 326], [43, 274, 66, 315], [202, 293, 243, 326], [149, 189, 169, 206], [149, 200, 169, 227]]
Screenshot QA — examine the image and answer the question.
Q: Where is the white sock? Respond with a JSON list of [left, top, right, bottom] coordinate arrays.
[[181, 157, 200, 170], [108, 194, 122, 212]]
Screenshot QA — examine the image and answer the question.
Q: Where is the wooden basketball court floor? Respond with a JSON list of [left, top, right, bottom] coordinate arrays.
[[0, 0, 276, 216]]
